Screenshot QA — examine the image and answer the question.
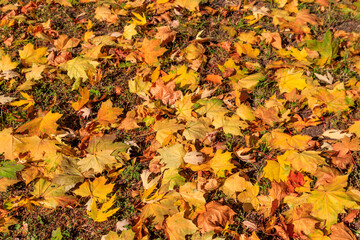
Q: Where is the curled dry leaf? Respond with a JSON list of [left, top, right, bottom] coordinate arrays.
[[183, 151, 204, 165], [197, 201, 236, 233]]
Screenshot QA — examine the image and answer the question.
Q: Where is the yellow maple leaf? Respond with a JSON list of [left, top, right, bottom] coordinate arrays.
[[87, 194, 119, 222], [179, 182, 206, 209], [349, 121, 360, 137], [10, 92, 35, 110], [281, 150, 326, 174], [263, 160, 290, 182], [221, 172, 247, 200], [234, 41, 260, 59], [165, 212, 198, 240], [130, 12, 146, 26], [25, 64, 46, 81], [175, 0, 201, 11], [275, 68, 307, 93], [209, 150, 235, 177], [16, 110, 62, 136], [0, 128, 22, 160], [123, 24, 137, 40], [307, 175, 358, 230], [19, 43, 47, 66], [153, 119, 184, 145], [269, 131, 312, 151], [175, 94, 193, 121], [73, 176, 114, 202], [0, 54, 17, 72]]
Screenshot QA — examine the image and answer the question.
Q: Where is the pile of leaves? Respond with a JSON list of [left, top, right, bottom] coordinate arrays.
[[2, 0, 360, 239]]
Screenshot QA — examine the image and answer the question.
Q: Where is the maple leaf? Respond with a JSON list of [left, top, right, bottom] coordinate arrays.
[[195, 98, 228, 122], [197, 201, 235, 233], [94, 6, 118, 24], [87, 194, 119, 222], [153, 119, 184, 145], [123, 24, 137, 40], [332, 136, 360, 157], [77, 134, 128, 173], [307, 175, 358, 230], [60, 56, 99, 90], [175, 94, 193, 121], [0, 160, 24, 179], [263, 160, 290, 183], [150, 79, 182, 105], [129, 76, 151, 100], [16, 110, 62, 136], [0, 95, 15, 105], [155, 26, 176, 45], [175, 0, 201, 11], [19, 135, 59, 160], [158, 144, 185, 169], [280, 150, 326, 174], [0, 54, 17, 72], [237, 181, 260, 211], [269, 131, 312, 151], [0, 128, 22, 160], [209, 150, 235, 177], [236, 104, 255, 121], [179, 182, 206, 209], [54, 35, 81, 50], [19, 43, 47, 66], [96, 99, 123, 127], [140, 194, 179, 226], [139, 38, 166, 65], [31, 179, 75, 208], [25, 64, 46, 81], [72, 87, 89, 111], [307, 30, 339, 66], [183, 118, 212, 141], [0, 178, 19, 192], [221, 173, 247, 200], [10, 92, 35, 110], [275, 68, 307, 93], [73, 176, 114, 202], [130, 12, 146, 26], [165, 212, 198, 240], [329, 222, 356, 240], [348, 121, 360, 137]]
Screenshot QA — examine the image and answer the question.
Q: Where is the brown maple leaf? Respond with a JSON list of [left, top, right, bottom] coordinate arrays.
[[332, 136, 360, 157], [150, 79, 182, 105], [155, 26, 176, 45]]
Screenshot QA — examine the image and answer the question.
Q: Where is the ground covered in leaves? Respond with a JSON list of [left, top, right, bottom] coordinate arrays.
[[2, 0, 360, 239]]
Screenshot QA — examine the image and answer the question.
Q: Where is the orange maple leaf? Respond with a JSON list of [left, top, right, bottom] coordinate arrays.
[[16, 110, 62, 136], [139, 38, 166, 65]]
